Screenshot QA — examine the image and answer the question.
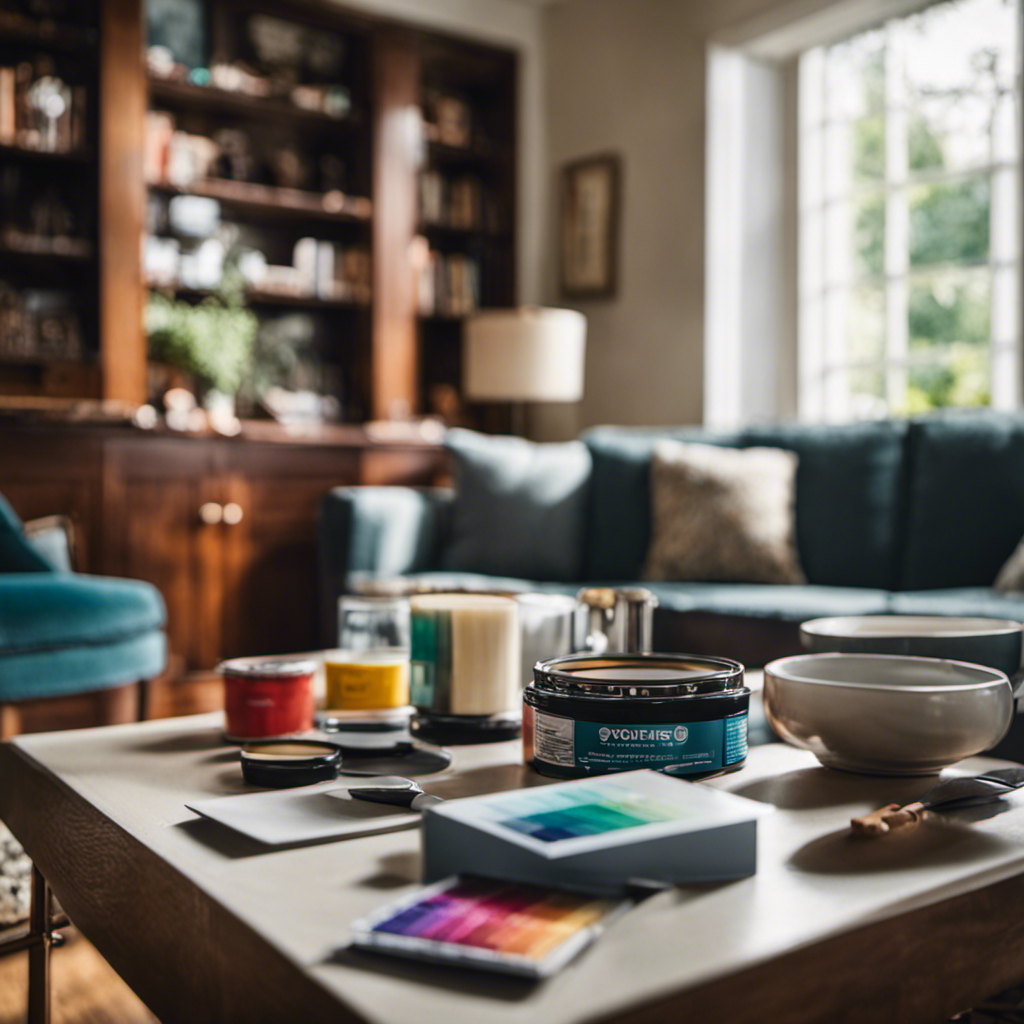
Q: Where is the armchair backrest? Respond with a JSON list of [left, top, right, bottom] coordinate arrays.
[[0, 493, 57, 574]]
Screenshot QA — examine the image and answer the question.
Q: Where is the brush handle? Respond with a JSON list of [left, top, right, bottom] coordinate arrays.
[[850, 802, 927, 837], [410, 793, 443, 811]]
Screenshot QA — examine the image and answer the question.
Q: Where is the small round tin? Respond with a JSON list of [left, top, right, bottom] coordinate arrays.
[[240, 740, 343, 787], [524, 653, 749, 780], [220, 657, 317, 742]]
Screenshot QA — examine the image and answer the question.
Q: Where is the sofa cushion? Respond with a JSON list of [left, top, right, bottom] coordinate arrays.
[[0, 494, 52, 574], [0, 575, 166, 654], [583, 422, 908, 589], [889, 587, 1024, 625], [642, 582, 892, 621], [740, 421, 909, 589], [901, 414, 1024, 589], [0, 630, 167, 702], [442, 429, 591, 582], [582, 427, 743, 580], [644, 441, 805, 584]]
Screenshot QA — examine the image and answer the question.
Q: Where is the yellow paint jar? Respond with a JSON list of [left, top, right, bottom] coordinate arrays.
[[324, 650, 410, 710]]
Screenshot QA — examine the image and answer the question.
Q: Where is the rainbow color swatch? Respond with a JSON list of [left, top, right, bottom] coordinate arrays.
[[487, 784, 687, 844], [362, 877, 620, 967]]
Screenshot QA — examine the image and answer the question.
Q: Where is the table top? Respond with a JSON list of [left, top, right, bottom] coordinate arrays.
[[6, 715, 1024, 1024]]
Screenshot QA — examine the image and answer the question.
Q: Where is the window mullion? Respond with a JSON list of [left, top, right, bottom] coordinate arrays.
[[884, 20, 909, 412]]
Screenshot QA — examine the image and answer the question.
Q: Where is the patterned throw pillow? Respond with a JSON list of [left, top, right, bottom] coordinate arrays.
[[643, 440, 806, 585]]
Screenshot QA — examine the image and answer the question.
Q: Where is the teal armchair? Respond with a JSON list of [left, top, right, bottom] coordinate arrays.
[[0, 494, 166, 737]]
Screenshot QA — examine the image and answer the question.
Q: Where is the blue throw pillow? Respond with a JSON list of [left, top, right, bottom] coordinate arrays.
[[0, 493, 52, 573], [441, 429, 592, 582]]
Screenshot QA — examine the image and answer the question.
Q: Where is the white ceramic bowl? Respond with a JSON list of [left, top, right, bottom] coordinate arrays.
[[763, 653, 1014, 776], [800, 616, 1024, 679]]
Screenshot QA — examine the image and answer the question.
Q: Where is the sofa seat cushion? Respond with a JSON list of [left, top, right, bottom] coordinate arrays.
[[889, 587, 1024, 623], [0, 631, 167, 702], [0, 574, 166, 654], [642, 583, 892, 621]]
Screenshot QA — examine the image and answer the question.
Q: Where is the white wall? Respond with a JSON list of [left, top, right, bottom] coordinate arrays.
[[538, 0, 856, 439], [334, 0, 549, 306]]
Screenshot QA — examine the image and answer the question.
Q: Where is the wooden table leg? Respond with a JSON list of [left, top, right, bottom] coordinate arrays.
[[28, 864, 52, 1024]]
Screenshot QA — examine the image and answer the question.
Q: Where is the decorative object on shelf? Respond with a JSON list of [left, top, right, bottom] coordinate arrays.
[[423, 90, 472, 148], [560, 153, 621, 299], [146, 290, 256, 399], [146, 0, 207, 72], [463, 306, 587, 434]]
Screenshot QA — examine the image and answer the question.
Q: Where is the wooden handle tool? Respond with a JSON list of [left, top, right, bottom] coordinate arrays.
[[850, 802, 927, 837]]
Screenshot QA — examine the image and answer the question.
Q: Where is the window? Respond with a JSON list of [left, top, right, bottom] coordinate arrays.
[[798, 0, 1020, 421]]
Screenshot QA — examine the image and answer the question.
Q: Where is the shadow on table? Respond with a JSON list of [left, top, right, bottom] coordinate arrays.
[[128, 728, 229, 754], [731, 767, 952, 811], [325, 944, 539, 1001], [790, 810, 1015, 874]]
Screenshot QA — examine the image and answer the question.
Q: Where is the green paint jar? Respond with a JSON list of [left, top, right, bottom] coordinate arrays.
[[524, 653, 749, 780]]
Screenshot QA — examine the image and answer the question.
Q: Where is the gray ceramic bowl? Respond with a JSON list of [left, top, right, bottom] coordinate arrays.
[[800, 616, 1023, 679], [764, 653, 1014, 776]]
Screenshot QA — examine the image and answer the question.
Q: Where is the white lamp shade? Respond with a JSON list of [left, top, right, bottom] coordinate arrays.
[[463, 307, 587, 402]]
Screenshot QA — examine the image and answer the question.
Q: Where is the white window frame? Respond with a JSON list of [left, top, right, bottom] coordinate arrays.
[[705, 0, 1024, 427]]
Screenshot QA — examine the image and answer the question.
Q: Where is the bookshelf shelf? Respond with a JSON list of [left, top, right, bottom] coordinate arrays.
[[149, 180, 371, 227], [0, 143, 94, 165], [149, 77, 365, 134], [0, 16, 97, 53], [152, 283, 369, 312]]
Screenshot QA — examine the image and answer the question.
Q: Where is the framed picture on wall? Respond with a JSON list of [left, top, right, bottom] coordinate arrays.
[[560, 153, 620, 299]]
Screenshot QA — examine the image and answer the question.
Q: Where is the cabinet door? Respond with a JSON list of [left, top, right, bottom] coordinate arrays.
[[104, 440, 224, 672], [219, 446, 360, 659]]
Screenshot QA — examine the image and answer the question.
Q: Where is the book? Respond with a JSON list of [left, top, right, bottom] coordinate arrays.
[[422, 770, 766, 896]]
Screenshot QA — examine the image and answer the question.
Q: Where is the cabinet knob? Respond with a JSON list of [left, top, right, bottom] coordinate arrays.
[[199, 502, 223, 525], [223, 502, 244, 526]]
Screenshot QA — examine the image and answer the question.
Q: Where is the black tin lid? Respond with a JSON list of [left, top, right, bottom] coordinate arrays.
[[240, 740, 343, 788], [533, 653, 745, 699]]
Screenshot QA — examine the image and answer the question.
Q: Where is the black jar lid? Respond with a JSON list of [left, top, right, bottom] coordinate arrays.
[[532, 652, 745, 699], [240, 739, 343, 787]]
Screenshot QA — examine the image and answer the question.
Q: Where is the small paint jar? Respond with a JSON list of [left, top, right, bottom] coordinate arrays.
[[240, 740, 343, 787], [220, 657, 317, 742], [324, 649, 410, 710], [524, 653, 749, 780]]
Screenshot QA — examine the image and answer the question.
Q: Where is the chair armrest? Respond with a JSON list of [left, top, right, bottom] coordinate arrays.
[[318, 486, 453, 645]]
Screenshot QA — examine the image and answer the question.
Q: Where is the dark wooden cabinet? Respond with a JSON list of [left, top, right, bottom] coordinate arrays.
[[0, 423, 443, 676]]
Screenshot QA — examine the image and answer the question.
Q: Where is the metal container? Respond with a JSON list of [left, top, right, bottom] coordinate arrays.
[[577, 587, 658, 654]]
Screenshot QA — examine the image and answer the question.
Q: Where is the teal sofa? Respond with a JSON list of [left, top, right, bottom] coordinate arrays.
[[320, 413, 1024, 667], [0, 494, 167, 734]]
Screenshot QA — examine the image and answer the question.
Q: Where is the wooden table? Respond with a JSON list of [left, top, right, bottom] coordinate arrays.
[[5, 716, 1024, 1024]]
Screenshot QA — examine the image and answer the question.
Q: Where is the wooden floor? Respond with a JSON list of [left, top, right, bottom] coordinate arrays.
[[0, 931, 158, 1024]]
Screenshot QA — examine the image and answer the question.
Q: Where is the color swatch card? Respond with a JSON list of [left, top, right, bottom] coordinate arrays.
[[422, 769, 766, 894], [350, 876, 630, 977]]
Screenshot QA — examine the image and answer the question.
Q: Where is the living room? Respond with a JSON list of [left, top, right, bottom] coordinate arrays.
[[2, 0, 1024, 1020]]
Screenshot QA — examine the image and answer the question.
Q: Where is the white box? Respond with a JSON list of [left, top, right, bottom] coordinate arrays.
[[422, 770, 766, 896]]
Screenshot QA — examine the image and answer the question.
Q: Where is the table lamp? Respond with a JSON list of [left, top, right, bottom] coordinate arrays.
[[463, 307, 587, 434]]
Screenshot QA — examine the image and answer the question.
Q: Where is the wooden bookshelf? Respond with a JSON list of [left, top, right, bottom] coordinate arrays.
[[0, 0, 517, 423]]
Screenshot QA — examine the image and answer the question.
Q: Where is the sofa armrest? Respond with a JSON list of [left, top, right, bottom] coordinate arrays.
[[318, 486, 454, 645]]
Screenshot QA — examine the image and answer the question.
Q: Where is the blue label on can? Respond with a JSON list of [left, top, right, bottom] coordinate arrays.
[[531, 709, 747, 776]]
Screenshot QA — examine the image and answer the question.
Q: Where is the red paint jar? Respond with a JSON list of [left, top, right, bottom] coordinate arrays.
[[220, 657, 317, 741]]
